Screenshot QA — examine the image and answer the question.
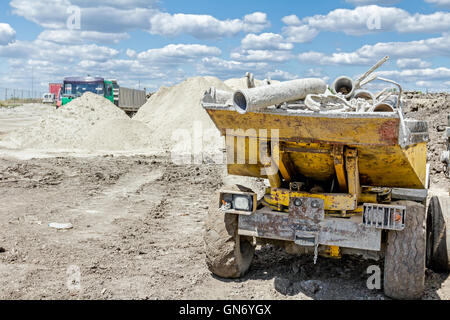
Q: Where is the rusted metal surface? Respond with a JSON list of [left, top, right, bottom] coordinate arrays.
[[238, 197, 382, 251], [319, 218, 381, 251], [264, 188, 357, 211], [333, 145, 347, 192], [363, 203, 406, 231], [345, 148, 361, 199]]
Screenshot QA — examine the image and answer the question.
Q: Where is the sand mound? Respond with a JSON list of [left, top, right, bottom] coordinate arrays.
[[4, 92, 136, 150], [82, 119, 153, 151], [134, 76, 232, 153]]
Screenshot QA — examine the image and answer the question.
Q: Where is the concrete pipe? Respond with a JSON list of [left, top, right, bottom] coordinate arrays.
[[354, 90, 375, 103], [203, 87, 233, 104], [371, 95, 398, 112], [372, 103, 395, 112], [233, 78, 327, 114], [332, 76, 354, 96]]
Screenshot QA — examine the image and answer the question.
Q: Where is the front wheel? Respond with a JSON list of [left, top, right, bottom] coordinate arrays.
[[203, 185, 255, 279], [384, 201, 426, 300]]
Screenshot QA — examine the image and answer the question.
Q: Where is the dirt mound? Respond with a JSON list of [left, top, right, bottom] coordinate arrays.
[[2, 92, 146, 150], [403, 92, 450, 190], [134, 76, 232, 154], [82, 119, 153, 151]]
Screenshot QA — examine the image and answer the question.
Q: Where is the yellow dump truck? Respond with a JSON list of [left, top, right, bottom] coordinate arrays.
[[202, 78, 450, 300]]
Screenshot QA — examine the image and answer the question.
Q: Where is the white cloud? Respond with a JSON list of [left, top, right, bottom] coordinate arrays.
[[425, 0, 450, 8], [197, 56, 268, 79], [148, 12, 270, 39], [298, 51, 371, 65], [265, 69, 298, 81], [231, 49, 293, 62], [378, 67, 450, 81], [306, 68, 330, 83], [0, 39, 119, 62], [0, 23, 16, 45], [374, 67, 450, 91], [10, 0, 156, 32], [282, 25, 319, 43], [396, 11, 450, 33], [281, 15, 301, 25], [298, 33, 450, 65], [126, 49, 136, 58], [69, 0, 157, 9], [37, 30, 130, 44], [136, 44, 221, 64], [396, 58, 432, 69], [282, 5, 450, 42], [302, 6, 408, 35], [241, 33, 293, 50]]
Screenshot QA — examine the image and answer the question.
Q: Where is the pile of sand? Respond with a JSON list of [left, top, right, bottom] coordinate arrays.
[[3, 92, 151, 150], [134, 76, 232, 155], [83, 119, 153, 151]]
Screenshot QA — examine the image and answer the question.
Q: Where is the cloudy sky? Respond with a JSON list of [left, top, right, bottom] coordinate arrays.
[[0, 0, 449, 92]]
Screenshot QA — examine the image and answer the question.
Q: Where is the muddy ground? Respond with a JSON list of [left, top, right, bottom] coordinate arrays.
[[0, 155, 448, 300], [0, 93, 449, 300]]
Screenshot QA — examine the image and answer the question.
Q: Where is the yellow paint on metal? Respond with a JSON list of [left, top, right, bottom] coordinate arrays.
[[328, 246, 341, 258], [333, 145, 347, 192], [345, 148, 361, 199], [358, 193, 378, 204], [214, 109, 427, 190], [207, 109, 400, 146], [402, 142, 427, 187], [265, 189, 357, 211]]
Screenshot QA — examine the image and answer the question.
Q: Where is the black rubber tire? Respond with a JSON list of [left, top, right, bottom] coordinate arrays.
[[384, 201, 426, 300], [427, 196, 450, 272], [203, 185, 255, 279]]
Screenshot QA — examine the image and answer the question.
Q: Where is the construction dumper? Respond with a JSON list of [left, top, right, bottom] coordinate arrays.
[[202, 78, 450, 300]]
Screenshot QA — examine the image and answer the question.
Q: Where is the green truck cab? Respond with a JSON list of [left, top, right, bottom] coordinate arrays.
[[60, 77, 114, 106]]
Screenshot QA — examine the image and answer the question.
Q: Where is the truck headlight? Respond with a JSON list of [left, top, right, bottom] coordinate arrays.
[[233, 195, 251, 211]]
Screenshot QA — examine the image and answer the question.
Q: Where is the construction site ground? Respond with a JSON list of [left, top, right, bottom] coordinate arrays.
[[0, 92, 449, 300]]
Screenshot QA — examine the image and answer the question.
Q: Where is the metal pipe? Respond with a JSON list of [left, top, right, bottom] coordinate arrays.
[[334, 56, 390, 99], [233, 78, 327, 114]]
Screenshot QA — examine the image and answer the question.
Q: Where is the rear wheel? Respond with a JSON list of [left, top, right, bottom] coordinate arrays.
[[427, 196, 450, 272], [203, 185, 255, 278], [384, 201, 426, 300]]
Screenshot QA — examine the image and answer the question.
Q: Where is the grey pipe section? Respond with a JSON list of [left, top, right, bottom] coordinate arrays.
[[204, 87, 233, 104], [354, 90, 375, 104], [372, 103, 395, 112], [332, 76, 354, 96], [233, 78, 327, 114]]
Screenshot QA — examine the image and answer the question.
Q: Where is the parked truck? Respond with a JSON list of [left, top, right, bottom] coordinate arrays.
[[59, 76, 146, 116]]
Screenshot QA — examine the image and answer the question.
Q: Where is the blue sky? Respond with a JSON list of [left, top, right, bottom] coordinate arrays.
[[0, 0, 449, 92]]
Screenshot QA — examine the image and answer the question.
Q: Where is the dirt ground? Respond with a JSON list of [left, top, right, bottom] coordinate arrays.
[[0, 94, 449, 300]]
